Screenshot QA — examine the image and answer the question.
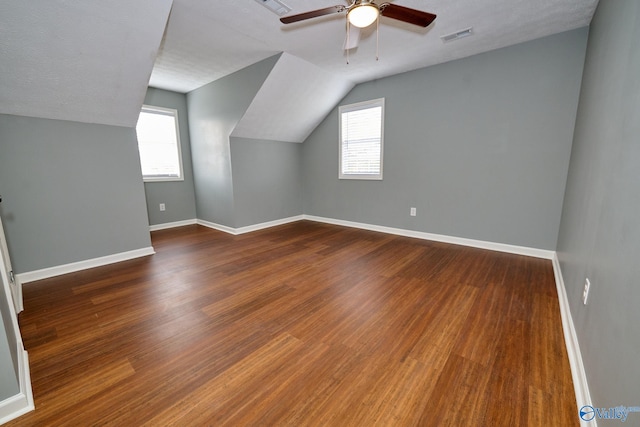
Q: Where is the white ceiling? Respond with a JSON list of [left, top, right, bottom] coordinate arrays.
[[231, 53, 355, 143], [150, 0, 598, 143], [150, 0, 599, 94], [0, 0, 173, 128], [1, 0, 598, 135]]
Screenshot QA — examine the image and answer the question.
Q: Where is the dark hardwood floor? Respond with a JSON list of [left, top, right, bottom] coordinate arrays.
[[7, 221, 577, 426]]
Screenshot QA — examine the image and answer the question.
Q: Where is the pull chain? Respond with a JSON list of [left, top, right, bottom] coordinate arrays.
[[376, 14, 379, 61], [346, 13, 381, 63], [346, 20, 350, 64]]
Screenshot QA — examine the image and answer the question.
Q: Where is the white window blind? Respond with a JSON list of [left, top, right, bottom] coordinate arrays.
[[339, 98, 384, 180], [136, 106, 184, 182]]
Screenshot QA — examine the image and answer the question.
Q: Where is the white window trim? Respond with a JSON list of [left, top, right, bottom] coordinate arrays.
[[338, 98, 384, 180], [137, 105, 184, 183]]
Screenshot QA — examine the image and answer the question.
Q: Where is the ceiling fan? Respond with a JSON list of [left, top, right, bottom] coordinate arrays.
[[280, 1, 436, 52]]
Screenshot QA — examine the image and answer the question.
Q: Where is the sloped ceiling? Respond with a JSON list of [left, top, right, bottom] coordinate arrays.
[[0, 0, 599, 139], [150, 0, 598, 144], [231, 53, 354, 143], [150, 0, 599, 93], [0, 0, 173, 128]]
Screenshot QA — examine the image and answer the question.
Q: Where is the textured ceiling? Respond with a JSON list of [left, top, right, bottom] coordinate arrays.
[[151, 0, 597, 143], [150, 0, 599, 94], [0, 0, 598, 136], [231, 53, 354, 143], [0, 0, 172, 128]]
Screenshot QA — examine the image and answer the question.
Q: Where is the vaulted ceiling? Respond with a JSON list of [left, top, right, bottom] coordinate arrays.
[[150, 0, 599, 92], [1, 0, 599, 137]]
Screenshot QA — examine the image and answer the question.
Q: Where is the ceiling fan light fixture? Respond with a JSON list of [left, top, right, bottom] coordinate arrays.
[[348, 4, 379, 28]]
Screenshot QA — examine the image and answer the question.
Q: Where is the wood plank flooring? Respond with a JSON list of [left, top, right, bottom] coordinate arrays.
[[7, 221, 578, 426]]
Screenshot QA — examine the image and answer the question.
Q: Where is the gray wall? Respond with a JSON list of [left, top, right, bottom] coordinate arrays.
[[556, 1, 640, 408], [230, 137, 302, 228], [302, 29, 588, 250], [0, 114, 152, 273], [142, 88, 197, 226], [187, 55, 280, 228]]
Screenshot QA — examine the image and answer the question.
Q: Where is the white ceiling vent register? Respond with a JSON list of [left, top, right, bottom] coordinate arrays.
[[441, 27, 474, 43], [254, 0, 291, 16]]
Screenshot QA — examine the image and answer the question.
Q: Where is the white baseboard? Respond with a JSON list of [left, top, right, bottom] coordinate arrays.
[[302, 215, 555, 259], [198, 214, 553, 259], [196, 219, 236, 235], [15, 215, 552, 285], [235, 215, 304, 234], [0, 349, 34, 424], [149, 219, 197, 231], [17, 247, 155, 284], [552, 253, 594, 427], [3, 215, 586, 426], [197, 215, 304, 236]]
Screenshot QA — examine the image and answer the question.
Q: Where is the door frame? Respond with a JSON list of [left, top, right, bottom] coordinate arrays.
[[0, 214, 22, 314]]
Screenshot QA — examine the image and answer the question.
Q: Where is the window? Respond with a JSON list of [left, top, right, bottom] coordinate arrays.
[[339, 98, 384, 180], [135, 105, 184, 182]]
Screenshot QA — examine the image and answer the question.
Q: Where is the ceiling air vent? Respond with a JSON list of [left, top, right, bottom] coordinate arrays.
[[255, 0, 291, 16], [440, 27, 474, 43]]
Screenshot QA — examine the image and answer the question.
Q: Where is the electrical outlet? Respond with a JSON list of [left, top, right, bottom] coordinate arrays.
[[583, 278, 590, 305], [159, 203, 166, 212], [410, 207, 417, 217]]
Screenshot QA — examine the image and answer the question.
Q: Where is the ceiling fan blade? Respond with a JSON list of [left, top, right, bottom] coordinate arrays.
[[379, 3, 437, 27], [344, 25, 361, 50], [280, 5, 346, 24]]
